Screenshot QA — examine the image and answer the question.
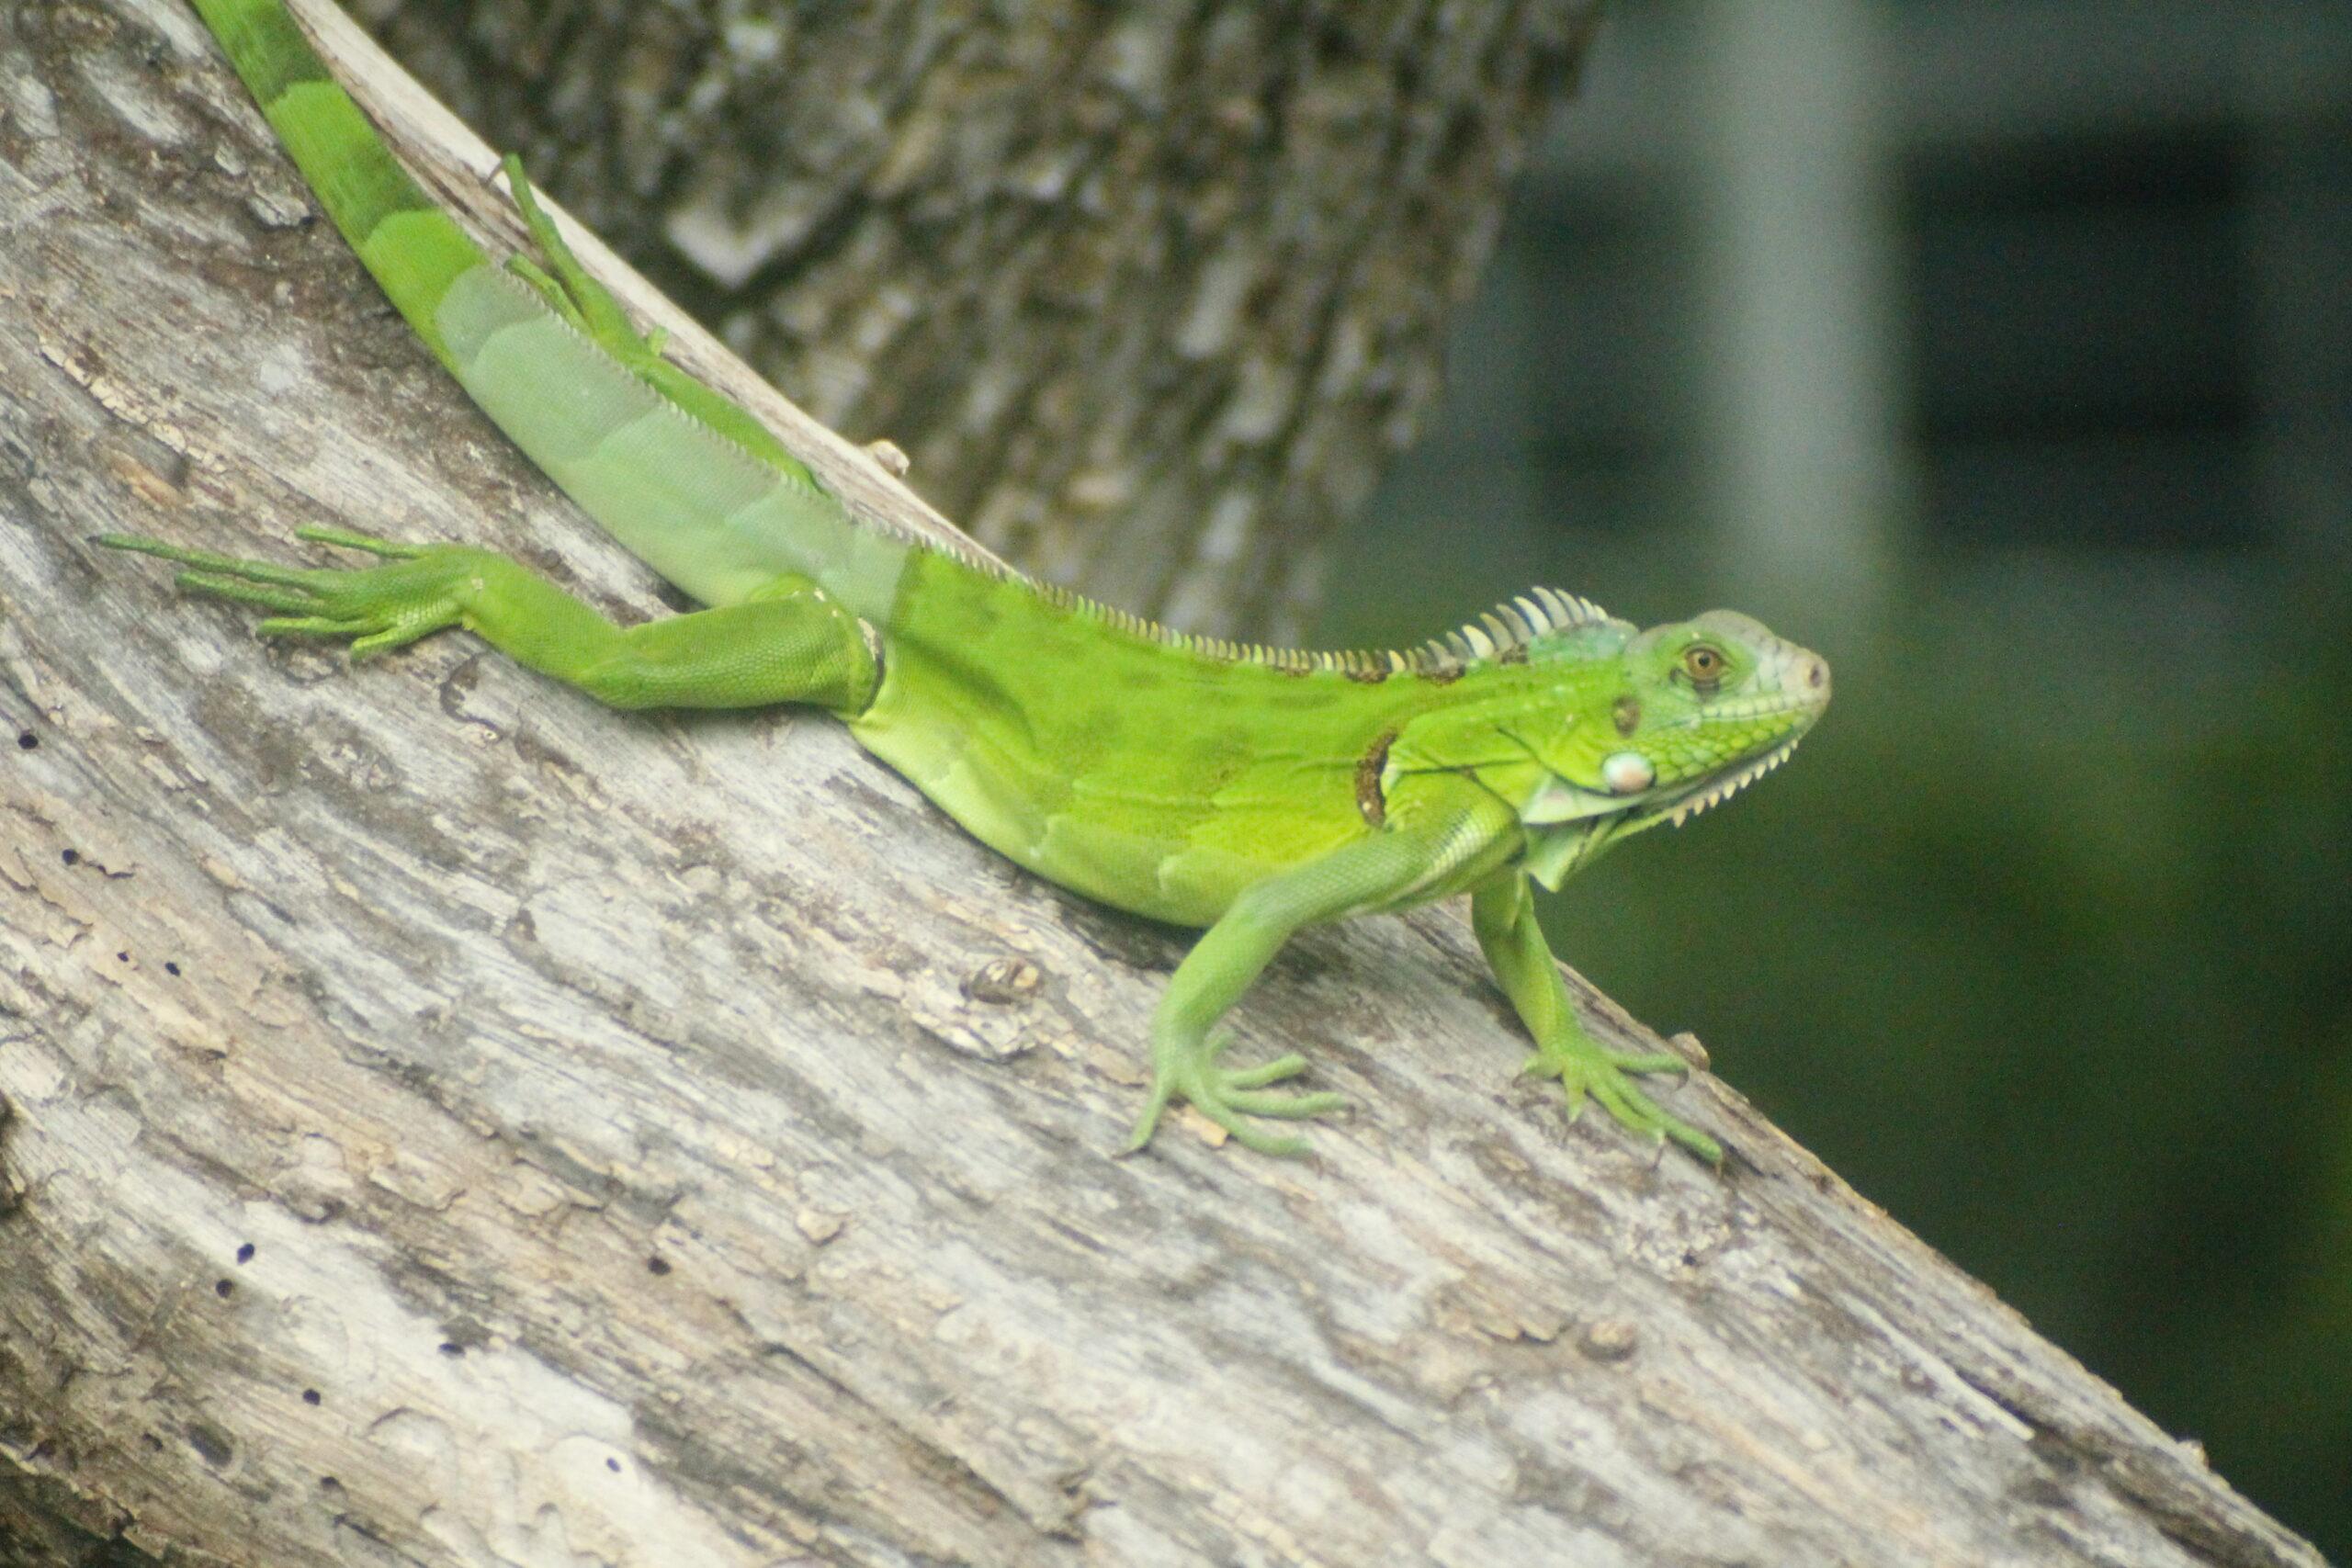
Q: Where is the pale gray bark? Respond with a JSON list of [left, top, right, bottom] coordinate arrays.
[[0, 5, 2327, 1566], [349, 0, 1600, 639]]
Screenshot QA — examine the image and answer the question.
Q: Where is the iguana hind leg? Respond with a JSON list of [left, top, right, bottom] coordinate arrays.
[[100, 527, 877, 716], [498, 157, 810, 478]]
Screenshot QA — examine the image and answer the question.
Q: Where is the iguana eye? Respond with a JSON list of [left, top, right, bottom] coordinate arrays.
[[1681, 643, 1727, 682]]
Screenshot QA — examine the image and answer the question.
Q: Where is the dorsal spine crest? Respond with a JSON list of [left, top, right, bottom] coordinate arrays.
[[1023, 564, 1608, 682]]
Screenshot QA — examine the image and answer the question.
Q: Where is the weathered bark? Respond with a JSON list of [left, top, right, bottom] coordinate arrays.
[[347, 0, 1598, 639], [0, 5, 2327, 1566]]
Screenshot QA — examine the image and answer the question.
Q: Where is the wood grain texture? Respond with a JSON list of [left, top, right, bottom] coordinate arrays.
[[0, 5, 2327, 1565], [354, 0, 1601, 640]]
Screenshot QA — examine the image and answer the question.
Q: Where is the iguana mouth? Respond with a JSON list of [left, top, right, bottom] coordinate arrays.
[[1644, 734, 1805, 829], [1521, 729, 1808, 890]]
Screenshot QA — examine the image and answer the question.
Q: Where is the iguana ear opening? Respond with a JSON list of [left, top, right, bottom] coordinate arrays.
[[1600, 750, 1656, 794]]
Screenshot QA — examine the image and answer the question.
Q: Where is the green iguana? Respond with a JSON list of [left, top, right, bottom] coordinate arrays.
[[107, 0, 1830, 1161]]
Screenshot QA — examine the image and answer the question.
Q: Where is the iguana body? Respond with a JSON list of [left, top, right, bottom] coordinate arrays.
[[111, 0, 1830, 1159]]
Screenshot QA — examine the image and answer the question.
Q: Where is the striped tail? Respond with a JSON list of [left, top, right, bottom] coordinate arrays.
[[193, 0, 484, 369]]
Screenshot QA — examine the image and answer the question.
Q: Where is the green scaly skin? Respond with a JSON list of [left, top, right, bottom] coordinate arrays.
[[107, 0, 1832, 1161]]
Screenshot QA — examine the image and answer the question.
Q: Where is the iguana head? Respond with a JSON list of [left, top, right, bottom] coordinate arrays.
[[1385, 604, 1830, 891], [1516, 609, 1829, 887]]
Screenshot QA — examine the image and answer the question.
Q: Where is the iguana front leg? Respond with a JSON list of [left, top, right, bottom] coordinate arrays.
[[1470, 871, 1723, 1163], [99, 528, 877, 716], [1129, 787, 1519, 1156]]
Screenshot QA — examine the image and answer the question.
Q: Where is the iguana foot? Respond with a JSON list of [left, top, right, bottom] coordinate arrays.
[[496, 156, 816, 477], [1125, 1031, 1344, 1157], [1523, 1037, 1722, 1164], [99, 526, 484, 658], [499, 155, 663, 368]]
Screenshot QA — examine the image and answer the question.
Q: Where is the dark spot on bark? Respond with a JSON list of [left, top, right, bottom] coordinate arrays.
[[2030, 1433, 2082, 1474], [16, 731, 34, 750], [1578, 1319, 1640, 1361], [117, 952, 130, 963], [320, 1475, 343, 1493], [1613, 696, 1640, 737], [60, 848, 77, 866], [302, 1389, 322, 1405], [964, 956, 1041, 1004], [2014, 1476, 2074, 1510], [213, 1279, 232, 1298], [647, 1256, 672, 1276], [434, 1315, 492, 1353], [1356, 730, 1396, 827], [164, 962, 181, 976], [187, 1423, 233, 1466], [140, 1433, 163, 1453], [235, 1243, 254, 1264], [605, 1457, 622, 1473]]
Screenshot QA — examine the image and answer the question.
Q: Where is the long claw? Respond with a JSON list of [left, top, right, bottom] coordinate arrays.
[[504, 253, 587, 331], [296, 525, 423, 559], [1222, 1053, 1309, 1089], [1667, 1122, 1724, 1165], [175, 572, 319, 613], [502, 153, 558, 246], [100, 535, 322, 591], [255, 615, 377, 639], [1226, 1124, 1310, 1157], [1121, 1089, 1173, 1156], [349, 623, 442, 659], [1223, 1089, 1344, 1120], [1609, 1052, 1691, 1081]]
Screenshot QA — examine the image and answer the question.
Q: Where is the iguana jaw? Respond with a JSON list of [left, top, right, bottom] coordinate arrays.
[[1640, 730, 1807, 829], [1519, 728, 1812, 890], [1516, 709, 1814, 829]]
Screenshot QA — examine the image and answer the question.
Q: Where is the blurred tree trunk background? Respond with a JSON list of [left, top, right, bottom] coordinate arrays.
[[353, 0, 1601, 638]]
